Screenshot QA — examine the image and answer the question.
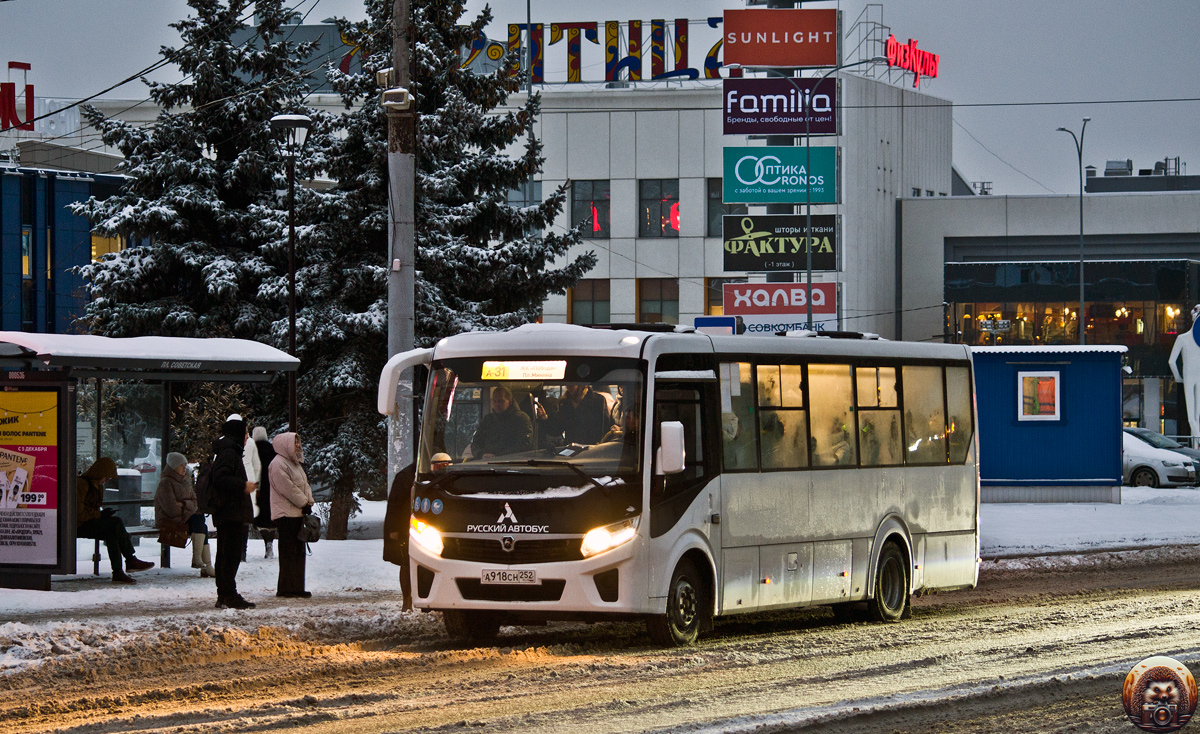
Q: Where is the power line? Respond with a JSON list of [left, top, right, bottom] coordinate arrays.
[[0, 0, 323, 134], [953, 119, 1055, 194]]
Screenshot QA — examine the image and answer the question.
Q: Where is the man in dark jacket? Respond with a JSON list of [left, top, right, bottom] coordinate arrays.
[[383, 462, 416, 611], [537, 385, 613, 445], [211, 414, 256, 609], [468, 386, 533, 459]]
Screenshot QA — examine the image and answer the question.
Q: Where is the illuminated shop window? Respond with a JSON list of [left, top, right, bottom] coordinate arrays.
[[638, 179, 679, 238], [571, 180, 610, 239]]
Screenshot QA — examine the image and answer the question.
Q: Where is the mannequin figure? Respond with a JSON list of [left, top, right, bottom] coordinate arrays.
[[1168, 304, 1200, 441]]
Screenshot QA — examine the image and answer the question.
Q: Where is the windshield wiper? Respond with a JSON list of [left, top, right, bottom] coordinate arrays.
[[487, 459, 610, 487], [419, 467, 501, 494]]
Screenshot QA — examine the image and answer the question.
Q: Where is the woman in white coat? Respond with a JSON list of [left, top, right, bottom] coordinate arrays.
[[269, 432, 315, 598]]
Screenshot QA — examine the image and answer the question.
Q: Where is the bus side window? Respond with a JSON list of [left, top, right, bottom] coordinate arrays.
[[759, 363, 808, 469], [856, 367, 903, 466], [808, 364, 856, 467], [945, 366, 974, 463], [902, 365, 947, 464], [720, 362, 758, 470]]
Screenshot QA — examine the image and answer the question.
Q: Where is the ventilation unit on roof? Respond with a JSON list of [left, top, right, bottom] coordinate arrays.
[[1104, 159, 1133, 177]]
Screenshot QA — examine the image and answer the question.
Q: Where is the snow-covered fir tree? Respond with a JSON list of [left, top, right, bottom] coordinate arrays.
[[71, 0, 316, 344], [73, 0, 591, 537], [304, 0, 593, 535], [407, 0, 594, 340]]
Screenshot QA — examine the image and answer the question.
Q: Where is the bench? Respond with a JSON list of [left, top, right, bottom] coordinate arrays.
[[90, 498, 214, 576]]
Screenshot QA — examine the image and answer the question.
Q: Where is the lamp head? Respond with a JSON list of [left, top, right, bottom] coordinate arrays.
[[1056, 127, 1069, 132], [269, 114, 312, 156], [1083, 116, 1092, 122]]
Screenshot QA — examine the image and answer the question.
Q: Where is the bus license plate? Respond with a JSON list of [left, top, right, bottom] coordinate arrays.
[[481, 569, 537, 585]]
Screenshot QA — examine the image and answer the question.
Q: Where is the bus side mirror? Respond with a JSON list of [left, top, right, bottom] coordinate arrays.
[[656, 421, 686, 475]]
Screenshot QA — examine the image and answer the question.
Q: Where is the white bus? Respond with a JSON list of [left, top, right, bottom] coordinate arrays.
[[379, 323, 979, 646]]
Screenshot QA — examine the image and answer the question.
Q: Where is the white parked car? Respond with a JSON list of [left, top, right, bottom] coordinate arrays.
[[1122, 430, 1197, 487]]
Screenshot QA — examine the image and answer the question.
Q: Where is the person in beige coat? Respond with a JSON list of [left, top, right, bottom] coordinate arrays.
[[269, 432, 315, 598], [154, 452, 214, 577]]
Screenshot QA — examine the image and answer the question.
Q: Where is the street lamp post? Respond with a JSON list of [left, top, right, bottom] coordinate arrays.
[[801, 57, 885, 329], [1056, 117, 1090, 345], [270, 113, 312, 432]]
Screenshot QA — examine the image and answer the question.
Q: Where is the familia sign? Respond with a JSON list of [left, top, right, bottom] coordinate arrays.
[[723, 282, 838, 334], [723, 146, 837, 204], [723, 214, 837, 272], [723, 77, 837, 136]]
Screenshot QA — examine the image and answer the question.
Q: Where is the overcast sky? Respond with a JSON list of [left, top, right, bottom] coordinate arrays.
[[2, 0, 1197, 195]]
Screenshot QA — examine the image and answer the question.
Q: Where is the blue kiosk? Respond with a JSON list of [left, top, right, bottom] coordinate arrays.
[[972, 345, 1127, 503]]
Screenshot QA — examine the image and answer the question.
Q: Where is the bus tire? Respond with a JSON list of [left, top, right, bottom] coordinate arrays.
[[868, 542, 909, 623], [442, 610, 501, 642], [646, 558, 704, 646]]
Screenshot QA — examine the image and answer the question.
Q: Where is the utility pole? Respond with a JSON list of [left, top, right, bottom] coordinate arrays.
[[387, 0, 416, 477]]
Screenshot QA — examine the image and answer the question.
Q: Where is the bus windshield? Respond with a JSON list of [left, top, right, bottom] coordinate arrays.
[[419, 357, 645, 492]]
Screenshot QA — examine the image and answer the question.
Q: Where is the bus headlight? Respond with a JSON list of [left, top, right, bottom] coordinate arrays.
[[581, 516, 640, 558], [410, 516, 444, 556]]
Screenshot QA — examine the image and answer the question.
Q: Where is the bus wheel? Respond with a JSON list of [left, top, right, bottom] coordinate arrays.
[[868, 542, 909, 623], [646, 558, 704, 647], [442, 610, 501, 642]]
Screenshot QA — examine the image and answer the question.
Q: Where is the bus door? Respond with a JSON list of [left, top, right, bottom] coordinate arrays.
[[647, 380, 717, 597]]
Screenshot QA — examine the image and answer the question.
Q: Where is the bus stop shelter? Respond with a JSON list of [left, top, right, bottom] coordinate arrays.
[[0, 333, 298, 590]]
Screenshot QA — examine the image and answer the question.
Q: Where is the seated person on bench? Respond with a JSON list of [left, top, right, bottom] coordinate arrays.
[[77, 457, 154, 584]]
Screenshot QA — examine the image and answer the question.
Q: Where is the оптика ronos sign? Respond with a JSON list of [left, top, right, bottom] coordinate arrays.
[[722, 147, 837, 204]]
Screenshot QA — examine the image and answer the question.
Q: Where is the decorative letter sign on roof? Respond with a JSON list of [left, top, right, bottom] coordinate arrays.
[[885, 35, 939, 88], [722, 9, 839, 68]]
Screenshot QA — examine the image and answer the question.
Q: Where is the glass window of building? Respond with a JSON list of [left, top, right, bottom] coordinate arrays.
[[91, 234, 125, 261], [638, 278, 678, 324], [571, 180, 610, 239], [706, 178, 747, 237], [570, 279, 610, 325], [639, 179, 680, 238], [507, 179, 543, 237], [706, 277, 747, 315]]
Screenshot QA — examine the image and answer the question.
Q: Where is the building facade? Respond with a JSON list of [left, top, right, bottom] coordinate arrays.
[[530, 72, 952, 341], [901, 184, 1200, 435]]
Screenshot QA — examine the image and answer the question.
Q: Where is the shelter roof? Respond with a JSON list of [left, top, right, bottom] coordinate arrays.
[[0, 332, 298, 381]]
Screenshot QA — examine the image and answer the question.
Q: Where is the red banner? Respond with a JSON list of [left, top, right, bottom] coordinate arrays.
[[723, 282, 836, 316], [722, 9, 839, 68]]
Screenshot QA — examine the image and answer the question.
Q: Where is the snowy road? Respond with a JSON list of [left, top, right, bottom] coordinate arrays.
[[3, 545, 1200, 733]]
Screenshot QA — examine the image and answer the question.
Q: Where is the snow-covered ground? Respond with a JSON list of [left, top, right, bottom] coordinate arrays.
[[3, 488, 1200, 677]]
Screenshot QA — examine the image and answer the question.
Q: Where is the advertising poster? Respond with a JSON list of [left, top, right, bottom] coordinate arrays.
[[722, 9, 839, 68], [723, 78, 838, 136], [723, 146, 837, 204], [0, 390, 59, 566], [723, 213, 837, 272], [723, 282, 838, 334]]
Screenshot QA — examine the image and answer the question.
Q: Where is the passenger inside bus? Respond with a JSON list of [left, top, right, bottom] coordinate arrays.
[[465, 386, 533, 460], [535, 384, 614, 446]]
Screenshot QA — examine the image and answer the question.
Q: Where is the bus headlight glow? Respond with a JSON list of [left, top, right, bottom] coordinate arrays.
[[581, 516, 640, 558], [410, 516, 444, 556]]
